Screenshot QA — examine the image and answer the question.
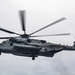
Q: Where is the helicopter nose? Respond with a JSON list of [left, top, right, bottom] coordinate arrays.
[[0, 49, 1, 55]]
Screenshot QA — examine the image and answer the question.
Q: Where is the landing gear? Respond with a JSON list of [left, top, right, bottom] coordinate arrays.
[[31, 51, 36, 60], [32, 56, 35, 60]]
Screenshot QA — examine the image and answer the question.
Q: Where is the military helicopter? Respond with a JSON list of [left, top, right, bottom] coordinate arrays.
[[0, 10, 75, 60]]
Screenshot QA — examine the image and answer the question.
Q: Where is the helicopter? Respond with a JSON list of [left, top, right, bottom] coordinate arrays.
[[0, 10, 75, 60]]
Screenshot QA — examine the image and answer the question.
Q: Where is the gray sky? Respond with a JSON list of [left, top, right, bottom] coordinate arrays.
[[0, 0, 75, 75]]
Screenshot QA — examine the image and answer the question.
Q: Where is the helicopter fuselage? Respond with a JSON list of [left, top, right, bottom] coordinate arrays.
[[0, 37, 75, 60], [0, 10, 74, 60]]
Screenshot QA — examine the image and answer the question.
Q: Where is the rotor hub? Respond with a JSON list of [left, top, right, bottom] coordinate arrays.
[[21, 34, 29, 38]]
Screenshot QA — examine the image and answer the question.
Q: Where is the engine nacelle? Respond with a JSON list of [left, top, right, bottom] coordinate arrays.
[[40, 40, 46, 43]]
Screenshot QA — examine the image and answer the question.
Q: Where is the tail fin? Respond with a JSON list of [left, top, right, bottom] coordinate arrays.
[[73, 41, 75, 47]]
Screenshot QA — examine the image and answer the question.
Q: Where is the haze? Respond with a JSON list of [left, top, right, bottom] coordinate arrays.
[[0, 0, 75, 75]]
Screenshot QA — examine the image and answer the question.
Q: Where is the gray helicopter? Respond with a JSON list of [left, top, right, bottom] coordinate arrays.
[[0, 10, 75, 60]]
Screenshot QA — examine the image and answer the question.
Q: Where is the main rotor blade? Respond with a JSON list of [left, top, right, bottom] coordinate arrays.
[[19, 10, 26, 34], [0, 37, 13, 39], [29, 17, 66, 35], [31, 33, 70, 37], [0, 28, 20, 35]]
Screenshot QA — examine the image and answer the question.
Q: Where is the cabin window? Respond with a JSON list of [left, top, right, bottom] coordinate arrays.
[[10, 42, 13, 46]]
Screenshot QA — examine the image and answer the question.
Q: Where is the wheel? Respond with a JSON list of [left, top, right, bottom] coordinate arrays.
[[32, 57, 35, 60]]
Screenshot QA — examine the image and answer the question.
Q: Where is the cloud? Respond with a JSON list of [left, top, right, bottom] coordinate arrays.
[[0, 0, 75, 75]]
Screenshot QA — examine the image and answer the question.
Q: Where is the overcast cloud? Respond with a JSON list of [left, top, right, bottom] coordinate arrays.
[[0, 0, 75, 75]]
